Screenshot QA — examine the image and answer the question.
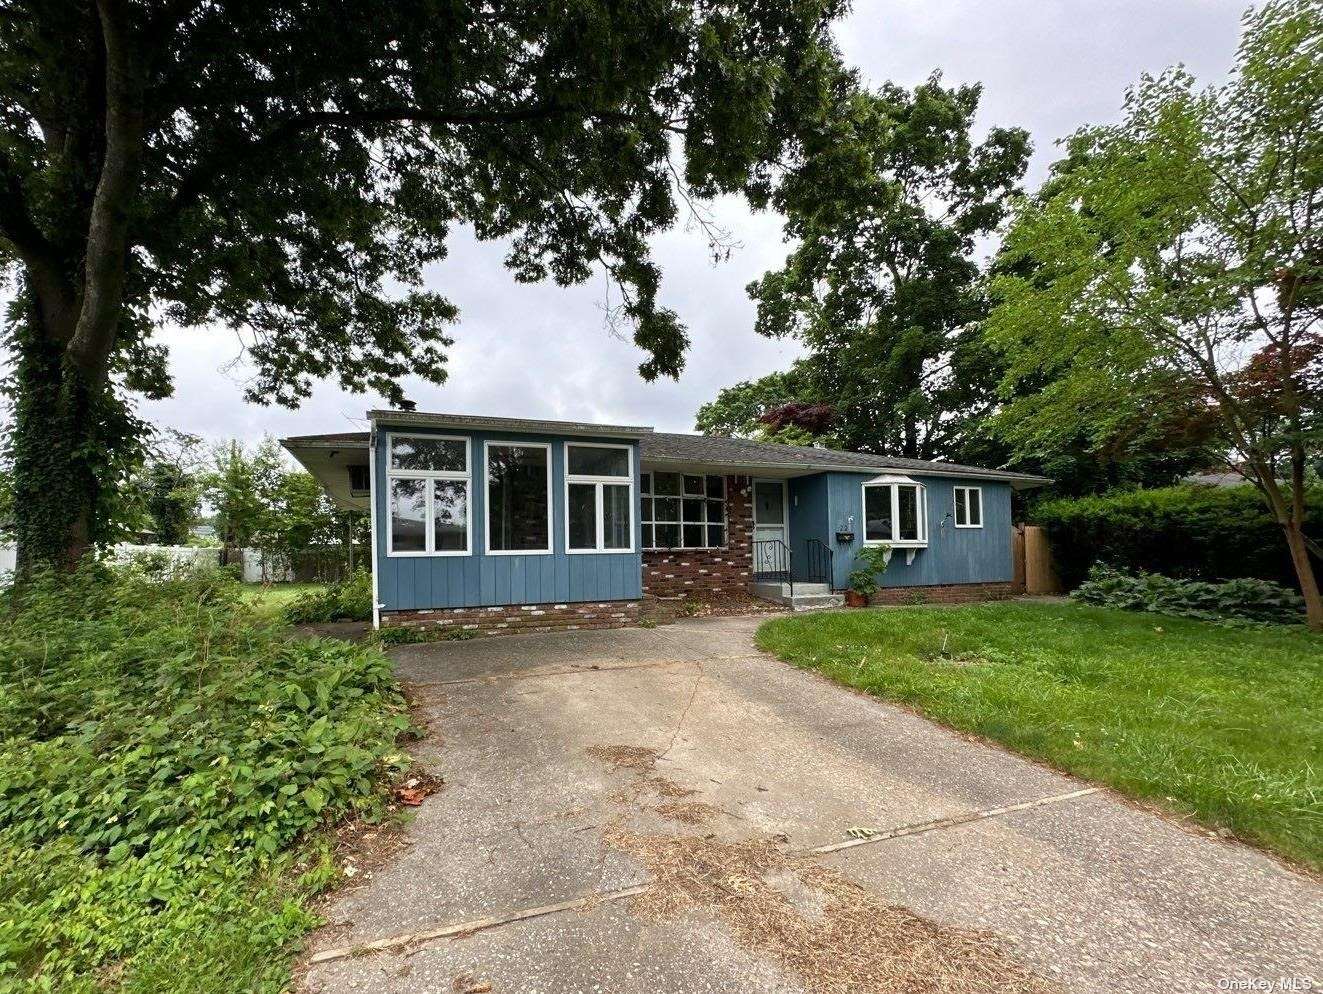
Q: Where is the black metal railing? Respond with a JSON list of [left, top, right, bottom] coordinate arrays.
[[753, 538, 793, 595], [804, 538, 833, 588]]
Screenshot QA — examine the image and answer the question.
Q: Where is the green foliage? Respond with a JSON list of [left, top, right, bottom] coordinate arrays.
[[694, 366, 823, 442], [283, 571, 374, 624], [756, 602, 1323, 869], [847, 569, 878, 598], [847, 545, 892, 597], [1032, 484, 1323, 589], [740, 75, 1029, 459], [0, 565, 410, 989], [1072, 566, 1305, 626], [2, 0, 849, 571], [373, 625, 478, 647], [985, 1, 1323, 612]]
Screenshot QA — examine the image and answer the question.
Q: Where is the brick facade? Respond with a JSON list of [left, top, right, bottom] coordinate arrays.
[[867, 581, 1021, 605], [642, 474, 755, 598], [380, 600, 642, 637]]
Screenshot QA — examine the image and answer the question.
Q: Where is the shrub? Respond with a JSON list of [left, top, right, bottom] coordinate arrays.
[[1071, 565, 1306, 625], [283, 569, 373, 623], [0, 564, 410, 990], [1031, 484, 1323, 590]]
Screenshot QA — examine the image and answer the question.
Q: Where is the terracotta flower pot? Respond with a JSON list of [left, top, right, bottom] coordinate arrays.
[[845, 590, 868, 608]]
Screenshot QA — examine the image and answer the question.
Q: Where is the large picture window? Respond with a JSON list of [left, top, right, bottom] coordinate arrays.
[[386, 434, 470, 556], [641, 472, 726, 549], [953, 486, 983, 528], [565, 443, 634, 553], [485, 442, 552, 553], [862, 478, 927, 546]]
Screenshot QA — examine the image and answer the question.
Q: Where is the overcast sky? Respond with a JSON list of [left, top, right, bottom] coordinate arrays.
[[83, 1, 1254, 447]]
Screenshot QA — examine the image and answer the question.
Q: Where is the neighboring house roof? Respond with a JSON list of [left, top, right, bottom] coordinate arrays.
[[282, 419, 1049, 489], [1182, 471, 1252, 488]]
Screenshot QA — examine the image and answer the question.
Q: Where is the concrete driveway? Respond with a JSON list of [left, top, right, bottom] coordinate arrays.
[[302, 616, 1321, 993]]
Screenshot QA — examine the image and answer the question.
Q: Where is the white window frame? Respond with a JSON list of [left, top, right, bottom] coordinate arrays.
[[483, 440, 554, 556], [861, 481, 928, 548], [564, 442, 635, 555], [384, 432, 472, 558], [641, 472, 727, 550], [953, 485, 983, 529]]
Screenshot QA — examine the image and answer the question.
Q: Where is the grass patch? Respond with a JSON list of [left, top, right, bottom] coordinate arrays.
[[0, 565, 410, 991], [756, 602, 1323, 870], [242, 581, 329, 620]]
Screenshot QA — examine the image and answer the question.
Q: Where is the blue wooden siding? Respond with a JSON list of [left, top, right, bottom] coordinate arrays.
[[373, 427, 642, 610], [816, 472, 1013, 590]]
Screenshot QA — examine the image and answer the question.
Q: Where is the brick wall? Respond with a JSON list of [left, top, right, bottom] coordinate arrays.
[[868, 581, 1020, 605], [642, 474, 754, 598], [380, 600, 641, 637]]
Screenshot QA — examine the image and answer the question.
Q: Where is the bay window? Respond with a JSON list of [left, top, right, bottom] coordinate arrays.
[[954, 485, 983, 528], [641, 472, 726, 549], [861, 476, 927, 546], [387, 434, 470, 555], [485, 442, 552, 553], [565, 443, 634, 553]]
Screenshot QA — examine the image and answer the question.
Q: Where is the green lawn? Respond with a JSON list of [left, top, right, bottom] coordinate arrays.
[[241, 582, 327, 619], [756, 602, 1323, 870]]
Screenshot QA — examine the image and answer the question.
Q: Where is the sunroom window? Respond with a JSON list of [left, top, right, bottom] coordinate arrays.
[[641, 472, 726, 549], [387, 434, 470, 555], [486, 442, 551, 553], [862, 476, 927, 546], [565, 443, 634, 553]]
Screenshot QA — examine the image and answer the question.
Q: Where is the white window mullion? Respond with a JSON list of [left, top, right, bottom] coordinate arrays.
[[424, 478, 435, 554]]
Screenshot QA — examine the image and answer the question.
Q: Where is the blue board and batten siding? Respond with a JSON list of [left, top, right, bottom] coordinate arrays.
[[373, 427, 642, 611], [807, 472, 1013, 591]]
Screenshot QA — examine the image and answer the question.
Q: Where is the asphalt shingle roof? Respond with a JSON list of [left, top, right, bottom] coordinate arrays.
[[281, 422, 1049, 486]]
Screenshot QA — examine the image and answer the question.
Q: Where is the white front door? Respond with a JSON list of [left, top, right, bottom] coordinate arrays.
[[752, 479, 788, 575]]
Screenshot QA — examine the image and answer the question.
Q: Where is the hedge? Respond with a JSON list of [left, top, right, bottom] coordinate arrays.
[[1030, 484, 1322, 590]]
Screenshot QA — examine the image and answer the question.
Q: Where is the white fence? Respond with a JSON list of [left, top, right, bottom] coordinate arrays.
[[0, 544, 293, 584]]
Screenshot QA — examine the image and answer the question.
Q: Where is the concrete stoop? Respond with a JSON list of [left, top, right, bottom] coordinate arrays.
[[749, 581, 845, 612]]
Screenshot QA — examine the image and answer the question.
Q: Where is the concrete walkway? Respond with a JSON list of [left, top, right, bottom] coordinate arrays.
[[301, 616, 1321, 993]]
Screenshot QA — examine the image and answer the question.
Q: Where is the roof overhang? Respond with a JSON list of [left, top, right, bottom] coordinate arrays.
[[281, 435, 371, 511], [369, 409, 653, 439]]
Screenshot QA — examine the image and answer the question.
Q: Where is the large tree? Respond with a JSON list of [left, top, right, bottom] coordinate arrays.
[[0, 0, 845, 571], [740, 75, 1029, 459], [987, 0, 1323, 626]]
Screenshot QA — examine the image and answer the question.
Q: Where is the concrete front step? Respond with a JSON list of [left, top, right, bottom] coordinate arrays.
[[750, 581, 843, 611]]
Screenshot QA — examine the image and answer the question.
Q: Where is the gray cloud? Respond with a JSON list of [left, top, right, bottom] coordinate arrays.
[[27, 0, 1254, 446]]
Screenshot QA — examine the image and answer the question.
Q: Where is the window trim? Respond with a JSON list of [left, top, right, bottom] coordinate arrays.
[[564, 442, 636, 555], [953, 485, 983, 529], [384, 432, 472, 558], [860, 480, 928, 548], [483, 440, 554, 556], [641, 471, 728, 550]]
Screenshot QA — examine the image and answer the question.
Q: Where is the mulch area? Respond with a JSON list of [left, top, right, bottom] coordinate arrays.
[[641, 589, 786, 625]]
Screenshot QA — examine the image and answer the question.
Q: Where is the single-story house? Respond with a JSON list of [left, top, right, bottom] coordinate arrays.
[[282, 410, 1048, 632]]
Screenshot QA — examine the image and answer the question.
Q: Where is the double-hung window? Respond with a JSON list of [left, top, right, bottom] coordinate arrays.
[[640, 472, 726, 549], [953, 486, 983, 528], [565, 443, 634, 553], [386, 434, 470, 556], [861, 476, 927, 546], [485, 442, 552, 553]]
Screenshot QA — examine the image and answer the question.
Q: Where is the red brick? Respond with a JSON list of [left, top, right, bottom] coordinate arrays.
[[381, 599, 642, 638], [642, 475, 754, 599]]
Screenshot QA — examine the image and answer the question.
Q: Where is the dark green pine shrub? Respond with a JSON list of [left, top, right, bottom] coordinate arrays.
[[283, 569, 374, 623], [1031, 484, 1323, 589], [0, 564, 411, 991], [1072, 565, 1306, 625]]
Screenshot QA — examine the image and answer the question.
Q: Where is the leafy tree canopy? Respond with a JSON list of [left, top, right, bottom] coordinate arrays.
[[986, 0, 1323, 625], [739, 74, 1029, 459], [0, 0, 848, 569]]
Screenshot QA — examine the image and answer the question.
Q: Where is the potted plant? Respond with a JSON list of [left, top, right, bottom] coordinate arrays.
[[846, 545, 892, 606], [846, 568, 876, 607]]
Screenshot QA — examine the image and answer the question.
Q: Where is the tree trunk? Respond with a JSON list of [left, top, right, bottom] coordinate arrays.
[[1282, 518, 1323, 631], [10, 316, 104, 572]]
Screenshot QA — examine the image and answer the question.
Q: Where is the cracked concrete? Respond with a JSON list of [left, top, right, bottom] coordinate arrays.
[[301, 616, 1321, 994]]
